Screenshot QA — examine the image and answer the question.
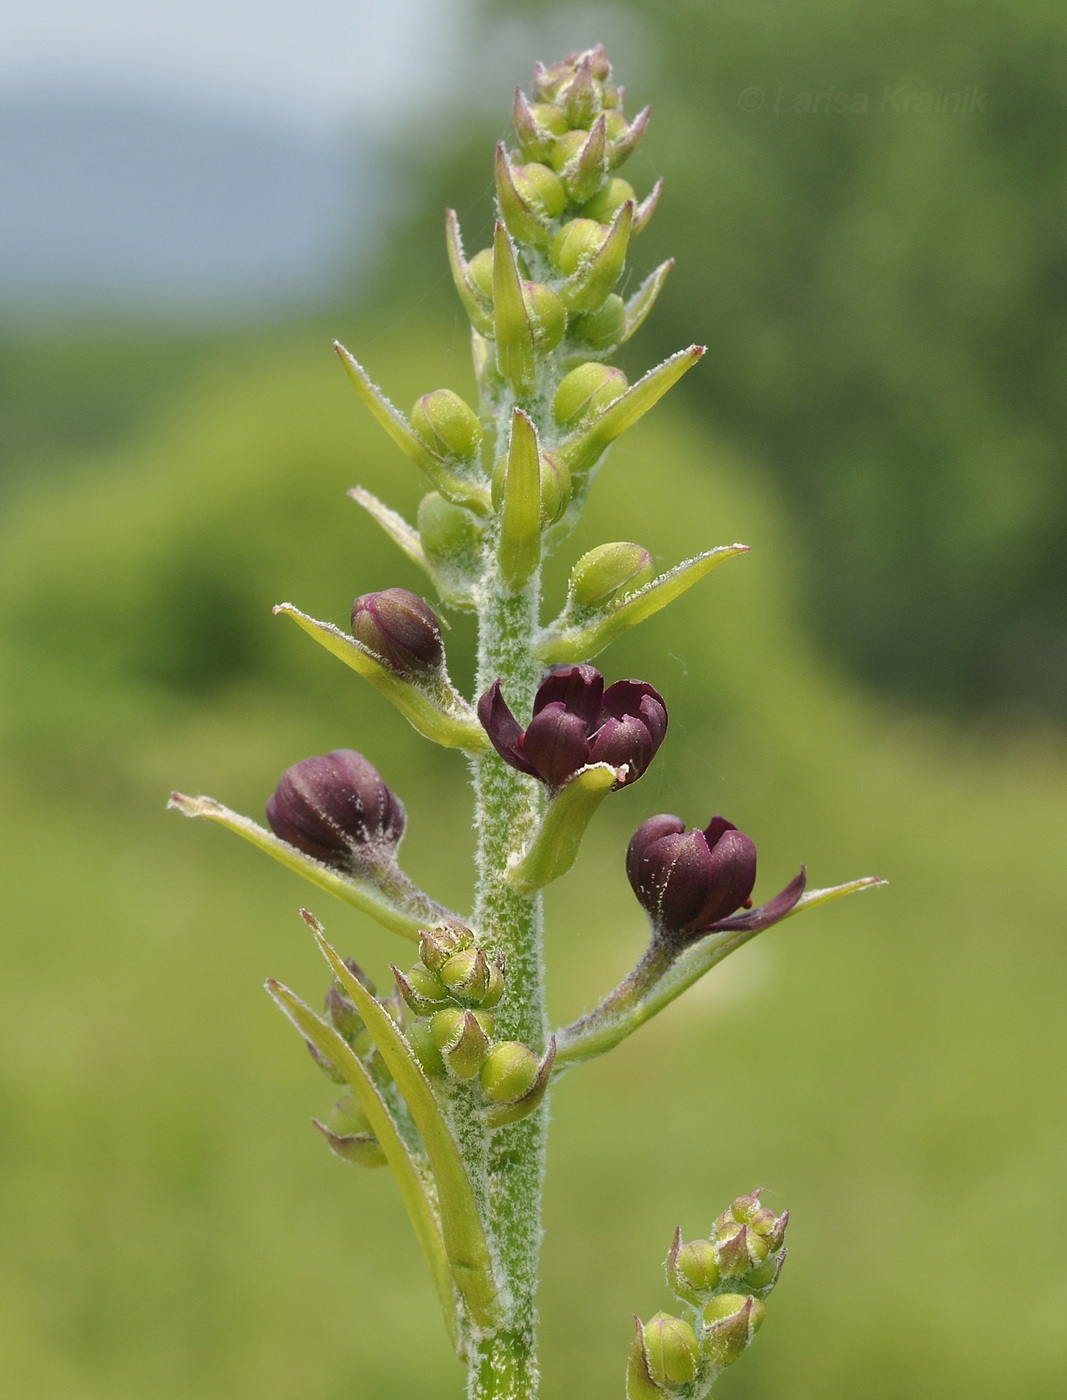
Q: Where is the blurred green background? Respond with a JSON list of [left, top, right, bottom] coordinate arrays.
[[2, 3, 1066, 1398]]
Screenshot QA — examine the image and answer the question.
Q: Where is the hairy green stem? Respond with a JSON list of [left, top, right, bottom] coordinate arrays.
[[468, 568, 547, 1398]]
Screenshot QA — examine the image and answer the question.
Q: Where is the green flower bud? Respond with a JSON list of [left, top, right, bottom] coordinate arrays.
[[675, 1238, 721, 1295], [513, 162, 567, 219], [430, 1007, 494, 1078], [715, 1222, 770, 1278], [702, 1294, 765, 1368], [407, 1018, 447, 1077], [439, 947, 505, 1007], [568, 541, 653, 609], [549, 128, 588, 173], [582, 177, 635, 224], [522, 281, 567, 351], [410, 389, 482, 463], [313, 1097, 386, 1168], [603, 110, 629, 143], [492, 448, 571, 526], [327, 1093, 372, 1138], [569, 294, 626, 350], [479, 1041, 539, 1103], [393, 962, 452, 1016], [552, 363, 628, 427], [642, 1313, 699, 1388], [513, 87, 569, 161], [417, 491, 483, 576], [468, 248, 495, 300], [418, 918, 475, 973], [550, 218, 609, 276]]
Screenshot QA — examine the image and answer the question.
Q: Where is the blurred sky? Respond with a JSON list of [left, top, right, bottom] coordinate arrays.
[[0, 0, 468, 317]]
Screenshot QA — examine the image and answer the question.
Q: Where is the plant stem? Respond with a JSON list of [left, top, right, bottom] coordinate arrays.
[[469, 569, 547, 1399]]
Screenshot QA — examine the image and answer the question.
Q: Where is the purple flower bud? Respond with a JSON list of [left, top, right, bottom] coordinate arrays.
[[627, 813, 806, 945], [350, 588, 444, 676], [266, 749, 405, 870], [477, 664, 667, 792]]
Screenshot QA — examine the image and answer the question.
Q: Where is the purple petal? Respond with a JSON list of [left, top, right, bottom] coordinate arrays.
[[637, 693, 668, 751], [534, 664, 604, 726], [703, 815, 737, 847], [477, 681, 539, 778], [522, 704, 592, 788], [627, 827, 715, 931], [600, 679, 666, 729], [690, 827, 757, 927], [626, 814, 686, 889], [588, 713, 654, 783], [705, 868, 808, 933]]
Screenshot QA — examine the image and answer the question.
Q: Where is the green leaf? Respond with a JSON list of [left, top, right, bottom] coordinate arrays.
[[559, 345, 705, 477], [311, 920, 502, 1329], [537, 545, 749, 663], [266, 977, 459, 1349], [508, 763, 618, 894], [167, 792, 433, 939], [273, 603, 489, 752]]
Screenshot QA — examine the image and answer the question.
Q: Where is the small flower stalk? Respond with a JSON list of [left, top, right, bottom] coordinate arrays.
[[170, 43, 883, 1400]]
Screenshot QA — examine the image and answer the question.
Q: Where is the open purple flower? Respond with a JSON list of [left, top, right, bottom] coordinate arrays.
[[267, 749, 405, 871], [626, 814, 806, 946], [478, 663, 667, 790]]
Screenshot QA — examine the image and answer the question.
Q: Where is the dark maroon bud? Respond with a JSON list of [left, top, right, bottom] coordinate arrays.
[[627, 813, 806, 946], [266, 749, 405, 870], [477, 664, 667, 792], [350, 587, 444, 676]]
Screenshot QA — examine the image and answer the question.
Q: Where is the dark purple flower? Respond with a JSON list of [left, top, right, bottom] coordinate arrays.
[[266, 749, 405, 870], [351, 588, 444, 675], [626, 813, 806, 945], [478, 663, 667, 790]]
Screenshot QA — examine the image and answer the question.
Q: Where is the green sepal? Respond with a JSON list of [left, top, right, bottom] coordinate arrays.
[[492, 222, 538, 398], [445, 210, 494, 337], [273, 603, 488, 752], [632, 179, 663, 235], [498, 409, 543, 589], [167, 792, 436, 939], [508, 763, 618, 893], [309, 918, 502, 1329], [559, 113, 608, 203], [620, 261, 673, 345], [558, 200, 633, 315], [537, 545, 749, 663], [266, 976, 459, 1349], [334, 343, 491, 515], [626, 1318, 666, 1400], [554, 876, 887, 1067], [494, 144, 554, 249], [559, 345, 705, 478]]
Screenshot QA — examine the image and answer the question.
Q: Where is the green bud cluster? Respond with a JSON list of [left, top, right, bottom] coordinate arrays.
[[396, 921, 554, 1126], [627, 1191, 788, 1398]]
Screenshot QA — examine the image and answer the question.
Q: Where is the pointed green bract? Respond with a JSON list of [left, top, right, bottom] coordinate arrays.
[[553, 877, 887, 1067], [266, 977, 459, 1349], [492, 222, 537, 397], [538, 545, 750, 663], [347, 486, 430, 575], [167, 792, 433, 938], [445, 210, 494, 336], [273, 603, 488, 751], [311, 923, 503, 1329], [498, 410, 543, 589], [509, 764, 618, 894], [335, 343, 491, 514], [559, 200, 633, 314], [622, 260, 673, 343], [560, 346, 706, 477]]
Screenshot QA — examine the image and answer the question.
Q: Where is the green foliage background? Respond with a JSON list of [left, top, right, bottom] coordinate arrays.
[[2, 3, 1066, 1395], [1, 324, 1065, 1398]]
